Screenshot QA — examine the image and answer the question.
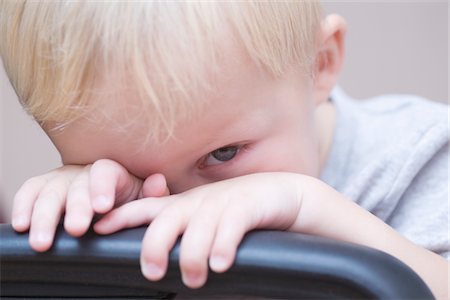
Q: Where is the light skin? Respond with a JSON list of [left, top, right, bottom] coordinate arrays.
[[11, 15, 448, 298]]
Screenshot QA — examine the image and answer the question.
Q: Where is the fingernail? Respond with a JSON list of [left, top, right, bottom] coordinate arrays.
[[182, 271, 205, 288], [93, 195, 110, 211], [141, 262, 164, 280], [210, 255, 229, 272]]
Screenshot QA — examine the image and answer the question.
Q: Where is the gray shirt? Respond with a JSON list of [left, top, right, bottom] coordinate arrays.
[[320, 87, 449, 259]]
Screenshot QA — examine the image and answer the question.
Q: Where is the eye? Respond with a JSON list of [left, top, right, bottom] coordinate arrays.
[[202, 145, 241, 167]]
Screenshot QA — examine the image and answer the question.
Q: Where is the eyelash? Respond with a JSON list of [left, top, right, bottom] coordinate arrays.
[[198, 144, 246, 170]]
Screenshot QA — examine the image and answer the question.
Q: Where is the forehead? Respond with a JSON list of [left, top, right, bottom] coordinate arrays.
[[83, 37, 274, 139], [92, 33, 263, 123]]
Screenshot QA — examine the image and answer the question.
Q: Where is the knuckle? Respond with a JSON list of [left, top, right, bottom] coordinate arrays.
[[181, 254, 204, 274], [39, 185, 65, 202], [141, 240, 165, 264], [32, 209, 54, 223], [23, 176, 47, 189], [160, 203, 183, 220], [92, 158, 119, 171], [14, 177, 48, 206], [180, 236, 209, 270], [13, 190, 29, 205], [192, 212, 216, 228], [223, 205, 247, 224], [53, 165, 84, 176], [68, 180, 89, 195], [66, 190, 88, 208], [68, 186, 87, 199]]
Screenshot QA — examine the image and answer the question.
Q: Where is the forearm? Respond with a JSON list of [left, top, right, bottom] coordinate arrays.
[[290, 175, 449, 299]]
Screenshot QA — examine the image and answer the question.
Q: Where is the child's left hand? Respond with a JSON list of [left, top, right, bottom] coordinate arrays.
[[94, 172, 307, 288]]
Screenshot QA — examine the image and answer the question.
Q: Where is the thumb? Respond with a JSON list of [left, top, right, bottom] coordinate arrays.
[[90, 159, 143, 214], [140, 173, 170, 198]]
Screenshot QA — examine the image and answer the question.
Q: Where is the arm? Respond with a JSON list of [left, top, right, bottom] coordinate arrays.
[[96, 172, 448, 298], [292, 176, 449, 299]]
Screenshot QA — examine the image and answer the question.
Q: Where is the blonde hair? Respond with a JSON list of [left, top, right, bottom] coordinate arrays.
[[0, 1, 323, 141]]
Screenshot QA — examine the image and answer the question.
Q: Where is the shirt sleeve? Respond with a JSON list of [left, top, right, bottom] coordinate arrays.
[[386, 132, 449, 259]]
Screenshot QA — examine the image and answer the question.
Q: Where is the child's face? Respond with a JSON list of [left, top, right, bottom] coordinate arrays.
[[46, 44, 329, 194]]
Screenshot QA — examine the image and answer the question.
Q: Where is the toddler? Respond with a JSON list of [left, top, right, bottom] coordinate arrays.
[[0, 1, 448, 298]]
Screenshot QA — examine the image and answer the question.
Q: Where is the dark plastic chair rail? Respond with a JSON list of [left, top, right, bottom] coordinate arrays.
[[0, 224, 433, 299]]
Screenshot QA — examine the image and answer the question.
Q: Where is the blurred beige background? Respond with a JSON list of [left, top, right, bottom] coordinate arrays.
[[0, 1, 448, 222]]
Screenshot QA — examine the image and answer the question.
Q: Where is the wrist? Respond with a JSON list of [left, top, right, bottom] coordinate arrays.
[[288, 175, 394, 247]]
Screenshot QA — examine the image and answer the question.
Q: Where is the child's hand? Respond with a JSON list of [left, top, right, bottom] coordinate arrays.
[[11, 159, 169, 252], [93, 172, 309, 289]]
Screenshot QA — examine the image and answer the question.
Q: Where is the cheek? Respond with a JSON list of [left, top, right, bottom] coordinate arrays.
[[265, 116, 321, 175], [256, 146, 318, 176], [241, 136, 320, 177], [255, 106, 320, 176]]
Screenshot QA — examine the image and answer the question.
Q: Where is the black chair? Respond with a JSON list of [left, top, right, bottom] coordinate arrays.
[[0, 224, 434, 299]]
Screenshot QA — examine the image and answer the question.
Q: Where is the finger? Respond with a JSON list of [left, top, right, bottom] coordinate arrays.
[[64, 166, 94, 237], [89, 159, 142, 214], [29, 180, 69, 252], [93, 196, 175, 234], [140, 200, 192, 282], [12, 176, 49, 232], [141, 173, 170, 198], [209, 205, 251, 273], [179, 201, 223, 289]]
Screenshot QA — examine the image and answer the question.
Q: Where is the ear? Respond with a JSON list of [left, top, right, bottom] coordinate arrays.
[[312, 14, 347, 105]]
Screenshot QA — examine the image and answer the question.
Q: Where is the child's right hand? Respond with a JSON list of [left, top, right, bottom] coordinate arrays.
[[11, 159, 169, 252]]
